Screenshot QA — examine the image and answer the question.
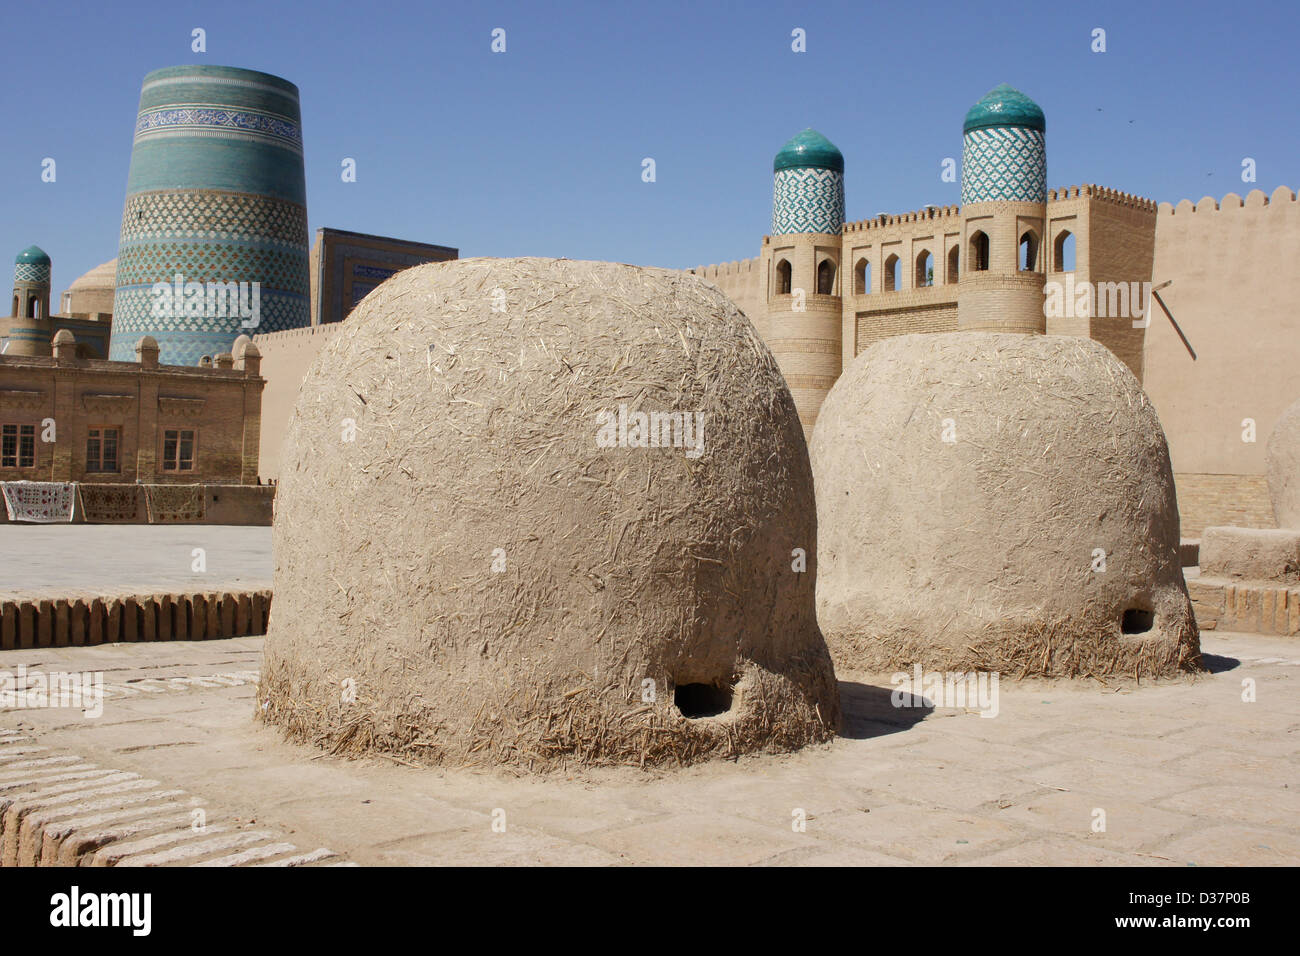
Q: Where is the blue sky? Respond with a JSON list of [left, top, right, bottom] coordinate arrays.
[[3, 0, 1296, 293]]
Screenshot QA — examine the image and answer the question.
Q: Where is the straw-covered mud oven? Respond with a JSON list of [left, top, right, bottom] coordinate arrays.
[[811, 332, 1201, 678], [260, 258, 841, 770]]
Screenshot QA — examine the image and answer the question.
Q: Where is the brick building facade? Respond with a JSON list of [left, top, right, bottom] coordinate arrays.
[[0, 331, 263, 486]]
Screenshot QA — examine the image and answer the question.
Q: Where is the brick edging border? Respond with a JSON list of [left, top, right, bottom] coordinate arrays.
[[1187, 576, 1300, 636], [0, 590, 272, 650]]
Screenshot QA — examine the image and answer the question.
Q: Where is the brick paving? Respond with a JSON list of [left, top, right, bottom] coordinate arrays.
[[0, 631, 1294, 865]]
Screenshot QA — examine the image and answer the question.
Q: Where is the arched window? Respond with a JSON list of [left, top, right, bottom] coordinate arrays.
[[816, 259, 835, 295], [915, 250, 934, 288], [884, 254, 900, 292], [1019, 230, 1040, 272], [947, 246, 959, 284], [854, 258, 871, 295], [776, 259, 792, 295], [26, 297, 38, 319], [1053, 230, 1076, 272], [10, 296, 17, 317], [969, 231, 989, 272]]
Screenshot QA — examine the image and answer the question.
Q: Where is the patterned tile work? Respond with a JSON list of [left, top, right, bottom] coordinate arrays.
[[135, 107, 302, 153], [116, 243, 309, 292], [111, 190, 309, 365], [12, 264, 50, 284], [352, 264, 398, 281], [109, 289, 306, 365], [961, 126, 1046, 205], [772, 167, 845, 235], [118, 191, 307, 247]]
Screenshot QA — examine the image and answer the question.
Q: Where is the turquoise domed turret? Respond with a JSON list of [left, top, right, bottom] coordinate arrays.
[[771, 129, 845, 234], [960, 84, 1046, 205], [774, 129, 845, 174], [14, 246, 51, 284], [15, 246, 51, 266], [10, 246, 52, 328], [963, 84, 1046, 135]]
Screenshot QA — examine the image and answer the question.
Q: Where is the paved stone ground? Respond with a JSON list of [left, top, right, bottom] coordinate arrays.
[[0, 526, 272, 600], [0, 630, 1295, 865]]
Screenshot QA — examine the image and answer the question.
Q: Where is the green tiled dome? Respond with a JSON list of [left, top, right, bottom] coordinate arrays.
[[773, 129, 844, 173], [963, 84, 1045, 134], [15, 245, 50, 266]]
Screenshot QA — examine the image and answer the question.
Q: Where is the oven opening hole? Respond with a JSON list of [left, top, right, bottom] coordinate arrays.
[[1121, 607, 1156, 635], [674, 682, 733, 719]]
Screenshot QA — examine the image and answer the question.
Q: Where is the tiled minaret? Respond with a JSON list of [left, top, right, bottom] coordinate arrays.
[[109, 65, 311, 365]]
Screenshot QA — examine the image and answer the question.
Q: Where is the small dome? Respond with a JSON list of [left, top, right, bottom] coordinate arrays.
[[15, 246, 51, 266], [52, 329, 76, 345], [963, 84, 1046, 134], [68, 259, 116, 291], [774, 129, 844, 173], [63, 258, 117, 317]]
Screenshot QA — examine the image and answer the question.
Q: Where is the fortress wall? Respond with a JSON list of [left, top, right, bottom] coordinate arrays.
[[1145, 186, 1300, 531], [843, 205, 964, 298], [1174, 474, 1274, 537], [842, 206, 963, 362], [843, 204, 963, 235], [856, 302, 958, 352], [1045, 189, 1094, 339], [689, 258, 766, 337], [1082, 188, 1158, 380], [251, 324, 343, 481]]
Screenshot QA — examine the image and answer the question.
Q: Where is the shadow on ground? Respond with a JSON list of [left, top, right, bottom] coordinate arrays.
[[1199, 653, 1240, 674], [837, 680, 932, 740]]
